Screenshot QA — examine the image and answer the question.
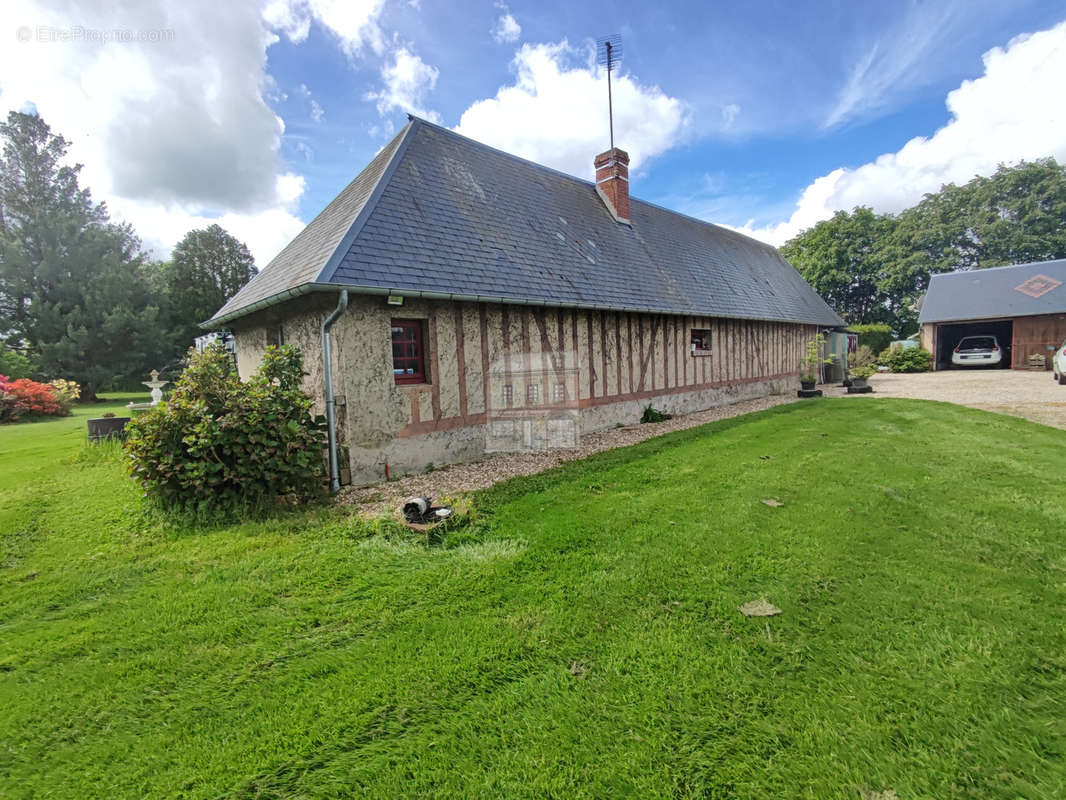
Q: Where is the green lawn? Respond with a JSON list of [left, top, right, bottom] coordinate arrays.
[[1, 398, 1064, 798]]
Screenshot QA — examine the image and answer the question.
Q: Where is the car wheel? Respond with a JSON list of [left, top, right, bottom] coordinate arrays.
[[1059, 372, 1066, 386]]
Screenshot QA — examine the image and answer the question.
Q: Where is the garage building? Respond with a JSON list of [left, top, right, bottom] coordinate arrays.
[[919, 259, 1066, 370]]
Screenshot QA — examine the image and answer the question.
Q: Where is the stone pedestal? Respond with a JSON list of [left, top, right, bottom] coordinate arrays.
[[846, 385, 874, 394], [797, 389, 823, 398]]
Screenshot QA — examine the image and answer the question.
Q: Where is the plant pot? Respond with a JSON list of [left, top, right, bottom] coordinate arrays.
[[849, 376, 868, 389], [87, 416, 130, 441], [800, 379, 816, 391]]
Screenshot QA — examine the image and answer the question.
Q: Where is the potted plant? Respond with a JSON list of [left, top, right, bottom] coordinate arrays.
[[846, 345, 877, 392], [799, 334, 836, 391]]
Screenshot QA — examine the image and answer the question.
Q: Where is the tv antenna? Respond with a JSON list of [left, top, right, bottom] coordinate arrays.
[[596, 34, 623, 150]]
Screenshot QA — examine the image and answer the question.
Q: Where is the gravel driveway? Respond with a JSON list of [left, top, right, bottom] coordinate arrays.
[[856, 369, 1066, 430]]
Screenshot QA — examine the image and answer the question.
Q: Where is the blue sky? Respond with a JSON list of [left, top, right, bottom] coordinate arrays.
[[2, 0, 1065, 260]]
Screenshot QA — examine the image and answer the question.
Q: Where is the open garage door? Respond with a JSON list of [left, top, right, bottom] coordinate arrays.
[[935, 320, 1013, 370]]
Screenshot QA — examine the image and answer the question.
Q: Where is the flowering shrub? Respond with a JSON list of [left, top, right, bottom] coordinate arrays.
[[48, 379, 81, 414], [0, 374, 13, 423], [0, 378, 68, 422], [124, 344, 327, 513]]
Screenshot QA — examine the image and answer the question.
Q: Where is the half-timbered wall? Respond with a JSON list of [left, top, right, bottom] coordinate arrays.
[[231, 295, 817, 485]]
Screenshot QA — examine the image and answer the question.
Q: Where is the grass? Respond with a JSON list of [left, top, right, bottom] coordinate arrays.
[[1, 397, 1065, 798]]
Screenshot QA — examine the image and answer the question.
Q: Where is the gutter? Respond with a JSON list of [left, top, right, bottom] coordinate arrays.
[[321, 289, 348, 493], [203, 282, 842, 329]]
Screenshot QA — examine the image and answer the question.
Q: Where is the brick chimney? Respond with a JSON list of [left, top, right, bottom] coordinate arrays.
[[594, 147, 630, 224]]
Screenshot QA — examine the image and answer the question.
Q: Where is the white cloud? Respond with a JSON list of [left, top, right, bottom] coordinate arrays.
[[737, 20, 1066, 246], [0, 0, 306, 266], [721, 103, 740, 127], [454, 41, 688, 179], [824, 1, 964, 129], [492, 11, 521, 44], [108, 179, 307, 267], [262, 0, 311, 43], [310, 98, 325, 122], [365, 47, 441, 122], [264, 0, 386, 56]]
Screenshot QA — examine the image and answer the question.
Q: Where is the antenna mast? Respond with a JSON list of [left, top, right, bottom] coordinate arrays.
[[596, 35, 623, 151]]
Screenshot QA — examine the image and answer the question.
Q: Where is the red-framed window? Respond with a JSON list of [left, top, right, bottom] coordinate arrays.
[[691, 328, 712, 355], [391, 320, 427, 384]]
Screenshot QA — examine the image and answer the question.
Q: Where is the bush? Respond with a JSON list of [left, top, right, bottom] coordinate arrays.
[[641, 405, 671, 423], [48, 379, 80, 413], [0, 374, 12, 422], [0, 376, 68, 422], [0, 348, 34, 380], [847, 345, 878, 379], [849, 323, 894, 356], [124, 344, 327, 514], [878, 344, 932, 373]]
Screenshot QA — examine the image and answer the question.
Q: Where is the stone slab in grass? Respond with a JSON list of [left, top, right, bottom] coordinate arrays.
[[739, 598, 782, 617]]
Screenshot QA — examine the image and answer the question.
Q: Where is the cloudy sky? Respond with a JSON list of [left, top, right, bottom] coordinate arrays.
[[1, 0, 1064, 266]]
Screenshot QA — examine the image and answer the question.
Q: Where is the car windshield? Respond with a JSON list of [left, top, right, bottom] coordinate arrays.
[[959, 337, 996, 350]]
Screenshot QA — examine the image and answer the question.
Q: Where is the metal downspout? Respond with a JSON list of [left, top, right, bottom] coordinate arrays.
[[322, 290, 349, 493]]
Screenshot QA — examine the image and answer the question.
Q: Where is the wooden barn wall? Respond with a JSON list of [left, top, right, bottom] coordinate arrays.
[[394, 302, 813, 437], [1011, 313, 1066, 368]]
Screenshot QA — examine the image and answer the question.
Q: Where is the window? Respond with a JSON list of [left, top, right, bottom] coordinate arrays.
[[501, 384, 513, 407], [266, 325, 284, 348], [526, 383, 541, 405], [552, 382, 566, 403], [391, 320, 426, 384], [691, 328, 712, 356]]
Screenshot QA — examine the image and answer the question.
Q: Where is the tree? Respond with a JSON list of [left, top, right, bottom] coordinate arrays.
[[164, 225, 257, 350], [0, 111, 161, 398], [780, 207, 898, 326], [783, 159, 1066, 336]]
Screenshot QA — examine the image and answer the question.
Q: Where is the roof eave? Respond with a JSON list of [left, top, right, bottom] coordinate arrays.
[[202, 280, 842, 329]]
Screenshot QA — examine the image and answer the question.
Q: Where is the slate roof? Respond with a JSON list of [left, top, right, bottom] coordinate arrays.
[[209, 118, 843, 327], [918, 259, 1066, 324]]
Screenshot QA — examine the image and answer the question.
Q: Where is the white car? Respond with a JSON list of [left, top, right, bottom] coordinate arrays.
[[1053, 337, 1066, 385], [951, 335, 1002, 367]]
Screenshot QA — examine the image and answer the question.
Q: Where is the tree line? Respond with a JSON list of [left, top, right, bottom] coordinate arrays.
[[781, 158, 1066, 335], [0, 111, 257, 399]]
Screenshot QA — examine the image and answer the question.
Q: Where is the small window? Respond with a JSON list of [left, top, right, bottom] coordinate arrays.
[[691, 328, 712, 355], [391, 320, 426, 384], [502, 384, 513, 407], [526, 384, 541, 405], [552, 382, 566, 403], [266, 325, 284, 348]]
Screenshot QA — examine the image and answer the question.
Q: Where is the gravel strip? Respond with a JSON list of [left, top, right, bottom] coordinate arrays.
[[338, 392, 808, 516], [848, 369, 1066, 430]]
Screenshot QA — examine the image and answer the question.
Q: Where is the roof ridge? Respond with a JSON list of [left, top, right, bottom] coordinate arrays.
[[929, 257, 1066, 279], [313, 118, 422, 284], [410, 116, 781, 255]]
